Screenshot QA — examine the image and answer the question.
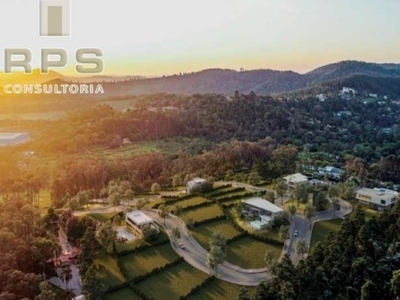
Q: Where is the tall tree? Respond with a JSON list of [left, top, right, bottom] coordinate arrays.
[[304, 204, 316, 229]]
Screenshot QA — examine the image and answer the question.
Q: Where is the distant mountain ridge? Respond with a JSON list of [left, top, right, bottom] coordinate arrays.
[[93, 60, 400, 96], [1, 61, 400, 96]]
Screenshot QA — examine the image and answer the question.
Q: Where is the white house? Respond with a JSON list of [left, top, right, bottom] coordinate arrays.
[[283, 173, 309, 188], [355, 187, 398, 211], [186, 178, 207, 194], [242, 198, 284, 230], [126, 210, 160, 237]]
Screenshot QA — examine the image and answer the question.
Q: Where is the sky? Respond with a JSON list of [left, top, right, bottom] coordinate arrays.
[[0, 0, 399, 76]]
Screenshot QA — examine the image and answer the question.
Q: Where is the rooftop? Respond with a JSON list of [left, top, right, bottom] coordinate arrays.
[[243, 197, 283, 214], [189, 178, 206, 183], [126, 210, 153, 225], [283, 173, 308, 183], [357, 187, 398, 200]]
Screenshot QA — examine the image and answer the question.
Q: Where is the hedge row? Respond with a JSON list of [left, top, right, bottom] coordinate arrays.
[[213, 192, 258, 203], [130, 256, 185, 283], [118, 239, 170, 257], [179, 276, 216, 299], [208, 187, 246, 199], [130, 284, 155, 300], [102, 281, 131, 295], [155, 193, 203, 208], [180, 201, 214, 212], [192, 215, 227, 227], [203, 184, 234, 196]]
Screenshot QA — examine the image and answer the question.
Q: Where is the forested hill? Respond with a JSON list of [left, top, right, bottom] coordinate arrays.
[[71, 60, 400, 96]]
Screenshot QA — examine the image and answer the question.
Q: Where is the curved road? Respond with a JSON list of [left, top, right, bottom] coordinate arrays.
[[143, 209, 270, 286]]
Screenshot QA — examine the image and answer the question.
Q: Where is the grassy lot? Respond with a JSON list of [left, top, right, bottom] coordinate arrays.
[[94, 250, 126, 291], [192, 220, 242, 249], [166, 196, 210, 209], [310, 218, 343, 251], [136, 262, 209, 300], [120, 243, 180, 280], [86, 212, 117, 222], [104, 288, 143, 300], [205, 187, 237, 197], [226, 236, 281, 269], [187, 279, 255, 300], [180, 204, 225, 223]]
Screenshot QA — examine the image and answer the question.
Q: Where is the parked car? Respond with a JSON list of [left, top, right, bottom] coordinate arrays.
[[178, 242, 185, 249], [293, 230, 299, 237]]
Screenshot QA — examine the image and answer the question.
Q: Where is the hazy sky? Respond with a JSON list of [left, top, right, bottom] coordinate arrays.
[[0, 0, 399, 76]]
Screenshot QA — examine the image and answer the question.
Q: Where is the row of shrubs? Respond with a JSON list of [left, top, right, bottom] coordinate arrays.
[[208, 187, 246, 199], [179, 276, 216, 299], [155, 193, 203, 208], [117, 239, 170, 257], [213, 192, 258, 203], [180, 200, 214, 212]]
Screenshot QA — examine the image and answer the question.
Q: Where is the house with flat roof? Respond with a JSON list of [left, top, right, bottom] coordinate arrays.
[[186, 177, 209, 194], [0, 132, 30, 146], [126, 210, 159, 237], [355, 187, 398, 211], [318, 166, 344, 181], [242, 197, 284, 230], [283, 173, 308, 188]]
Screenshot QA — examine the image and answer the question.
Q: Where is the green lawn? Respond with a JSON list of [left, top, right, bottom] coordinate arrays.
[[92, 143, 161, 159], [205, 187, 237, 197], [86, 212, 117, 222], [94, 250, 126, 290], [136, 262, 209, 300], [167, 196, 210, 209], [104, 288, 143, 300], [226, 236, 281, 269], [310, 218, 343, 251], [192, 220, 242, 249], [214, 191, 251, 200], [120, 243, 180, 280], [180, 204, 225, 223], [187, 279, 255, 300]]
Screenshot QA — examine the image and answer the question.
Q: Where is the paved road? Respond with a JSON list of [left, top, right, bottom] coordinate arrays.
[[143, 209, 270, 286]]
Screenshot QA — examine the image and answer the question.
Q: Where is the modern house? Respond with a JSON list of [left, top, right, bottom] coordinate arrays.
[[355, 187, 398, 211], [126, 210, 159, 237], [186, 177, 208, 194], [242, 197, 284, 230], [283, 173, 309, 188], [318, 166, 344, 181]]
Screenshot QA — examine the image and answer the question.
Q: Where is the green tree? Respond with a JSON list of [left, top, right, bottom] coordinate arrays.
[[34, 281, 57, 300], [264, 250, 277, 273], [278, 225, 289, 242], [96, 222, 117, 253], [295, 239, 308, 259], [313, 190, 329, 211], [151, 182, 161, 194], [81, 266, 101, 300], [275, 180, 287, 204], [235, 287, 252, 300], [288, 204, 297, 219], [186, 218, 194, 230], [265, 191, 275, 204], [158, 204, 169, 225], [171, 227, 180, 240], [304, 204, 316, 229], [294, 183, 309, 205]]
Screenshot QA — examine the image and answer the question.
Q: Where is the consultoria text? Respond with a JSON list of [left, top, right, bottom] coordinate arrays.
[[3, 84, 105, 95]]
